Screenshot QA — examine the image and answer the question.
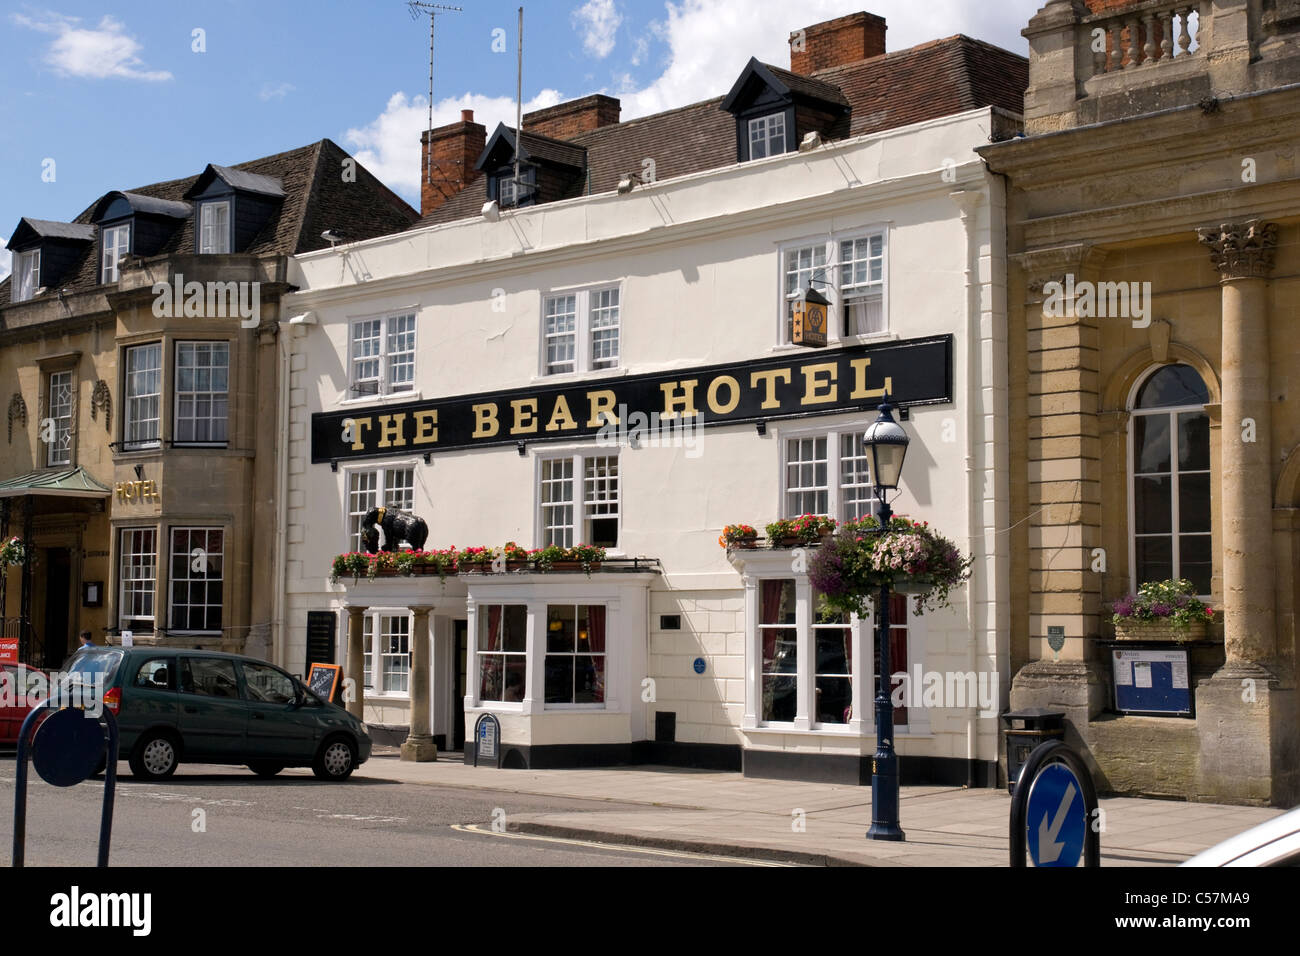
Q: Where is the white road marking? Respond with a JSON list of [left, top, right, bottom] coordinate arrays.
[[451, 823, 798, 866]]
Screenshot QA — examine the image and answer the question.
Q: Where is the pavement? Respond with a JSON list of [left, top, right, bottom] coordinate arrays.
[[357, 748, 1284, 866]]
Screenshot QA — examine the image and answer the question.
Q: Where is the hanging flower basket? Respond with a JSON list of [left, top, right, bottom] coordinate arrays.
[[1, 536, 26, 567], [808, 517, 972, 616], [1111, 580, 1216, 642]]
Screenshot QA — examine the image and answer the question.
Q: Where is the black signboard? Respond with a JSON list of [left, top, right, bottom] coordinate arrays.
[[306, 611, 336, 671], [312, 335, 953, 463]]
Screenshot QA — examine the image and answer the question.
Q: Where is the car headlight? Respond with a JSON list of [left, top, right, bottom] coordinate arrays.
[[359, 721, 371, 736]]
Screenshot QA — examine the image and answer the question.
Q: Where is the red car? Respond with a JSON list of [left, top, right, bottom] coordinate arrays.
[[0, 664, 48, 746]]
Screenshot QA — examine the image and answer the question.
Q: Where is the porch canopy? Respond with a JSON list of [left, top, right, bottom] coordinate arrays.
[[0, 467, 112, 499]]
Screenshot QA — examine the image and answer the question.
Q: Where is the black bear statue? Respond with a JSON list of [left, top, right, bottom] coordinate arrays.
[[360, 505, 429, 553]]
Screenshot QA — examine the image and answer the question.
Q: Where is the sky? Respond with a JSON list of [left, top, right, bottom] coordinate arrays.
[[0, 0, 1044, 281]]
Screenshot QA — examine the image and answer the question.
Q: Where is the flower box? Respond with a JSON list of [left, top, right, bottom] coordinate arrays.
[[1114, 619, 1207, 642]]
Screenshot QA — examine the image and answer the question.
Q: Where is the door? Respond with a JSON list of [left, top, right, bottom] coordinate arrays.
[[453, 619, 467, 751], [239, 660, 318, 761], [178, 656, 247, 758], [42, 548, 71, 670]]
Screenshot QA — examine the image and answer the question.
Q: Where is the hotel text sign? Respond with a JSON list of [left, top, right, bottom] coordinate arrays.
[[311, 335, 953, 463]]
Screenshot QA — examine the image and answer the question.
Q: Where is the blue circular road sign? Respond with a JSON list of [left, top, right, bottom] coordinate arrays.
[[1025, 762, 1086, 867]]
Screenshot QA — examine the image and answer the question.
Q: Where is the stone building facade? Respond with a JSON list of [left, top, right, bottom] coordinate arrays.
[[981, 0, 1300, 806]]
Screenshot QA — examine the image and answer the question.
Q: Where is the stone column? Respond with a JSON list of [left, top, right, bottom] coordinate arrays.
[[1197, 220, 1277, 665], [345, 604, 368, 718], [401, 606, 438, 761]]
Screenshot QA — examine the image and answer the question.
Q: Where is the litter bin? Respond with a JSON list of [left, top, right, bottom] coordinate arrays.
[[1002, 708, 1066, 794]]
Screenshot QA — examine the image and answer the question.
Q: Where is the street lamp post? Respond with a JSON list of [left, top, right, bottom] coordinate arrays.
[[863, 398, 910, 842]]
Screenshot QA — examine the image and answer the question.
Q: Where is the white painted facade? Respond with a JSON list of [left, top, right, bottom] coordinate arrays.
[[272, 106, 1011, 781]]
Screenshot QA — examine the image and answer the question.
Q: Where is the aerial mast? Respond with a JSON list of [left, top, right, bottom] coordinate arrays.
[[408, 1, 463, 185]]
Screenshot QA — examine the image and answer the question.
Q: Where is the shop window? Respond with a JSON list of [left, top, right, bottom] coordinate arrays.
[[542, 286, 620, 376], [783, 427, 876, 523], [359, 611, 412, 695], [544, 604, 606, 706], [1129, 363, 1212, 595], [174, 341, 229, 445], [123, 342, 162, 450], [759, 579, 797, 723], [814, 602, 852, 725], [780, 231, 887, 343], [478, 604, 527, 702], [169, 528, 223, 633], [539, 453, 619, 548], [346, 467, 414, 552], [349, 313, 416, 397], [119, 527, 157, 632], [46, 370, 74, 466]]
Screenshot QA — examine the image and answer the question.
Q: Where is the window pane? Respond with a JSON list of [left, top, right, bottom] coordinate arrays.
[[169, 528, 223, 632], [181, 658, 239, 698], [1133, 414, 1171, 474], [1134, 476, 1172, 534], [174, 341, 229, 444], [242, 662, 296, 704], [1179, 473, 1211, 533], [1179, 536, 1213, 595], [119, 527, 157, 629], [1135, 365, 1209, 408], [125, 343, 162, 447], [1177, 412, 1210, 471], [544, 295, 577, 375], [1135, 536, 1173, 586], [760, 580, 795, 624]]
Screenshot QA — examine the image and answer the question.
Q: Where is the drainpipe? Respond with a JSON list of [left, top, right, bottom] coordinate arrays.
[[273, 314, 292, 670], [950, 185, 984, 790]]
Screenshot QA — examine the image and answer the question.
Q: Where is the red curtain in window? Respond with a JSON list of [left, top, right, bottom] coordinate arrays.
[[760, 580, 784, 662], [587, 605, 605, 652], [485, 605, 501, 651]]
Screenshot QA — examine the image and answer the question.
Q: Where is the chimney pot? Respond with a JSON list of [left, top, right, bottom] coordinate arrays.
[[461, 109, 474, 123]]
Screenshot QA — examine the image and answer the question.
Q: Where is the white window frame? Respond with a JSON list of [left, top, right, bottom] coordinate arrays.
[[13, 248, 40, 302], [359, 608, 413, 698], [46, 369, 74, 466], [174, 341, 230, 446], [748, 112, 788, 160], [777, 421, 878, 524], [198, 200, 231, 254], [777, 228, 889, 344], [168, 527, 224, 635], [347, 312, 418, 399], [1125, 367, 1213, 599], [498, 166, 536, 208], [542, 603, 608, 710], [476, 603, 529, 705], [540, 285, 622, 377], [118, 526, 158, 632], [102, 222, 130, 283], [344, 462, 417, 553], [535, 450, 621, 549], [123, 342, 163, 451]]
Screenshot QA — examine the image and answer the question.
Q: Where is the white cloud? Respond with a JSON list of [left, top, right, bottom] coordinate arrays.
[[13, 12, 172, 82], [621, 0, 1037, 118], [343, 89, 565, 200], [0, 242, 11, 284], [572, 0, 622, 59], [259, 81, 295, 101]]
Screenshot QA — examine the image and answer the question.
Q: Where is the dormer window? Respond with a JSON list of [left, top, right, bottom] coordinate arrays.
[[12, 249, 40, 302], [749, 113, 788, 160], [102, 223, 131, 283], [198, 201, 231, 254], [498, 166, 537, 208]]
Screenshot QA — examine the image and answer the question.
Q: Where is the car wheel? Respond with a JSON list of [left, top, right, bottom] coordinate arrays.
[[248, 762, 285, 778], [312, 737, 356, 780], [129, 731, 179, 780]]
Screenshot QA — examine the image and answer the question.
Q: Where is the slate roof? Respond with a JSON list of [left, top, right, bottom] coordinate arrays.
[[6, 218, 96, 248], [94, 191, 193, 220], [190, 164, 287, 198], [1, 139, 418, 306], [412, 34, 1027, 230]]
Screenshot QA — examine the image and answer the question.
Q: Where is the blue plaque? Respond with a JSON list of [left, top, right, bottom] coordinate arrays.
[[693, 657, 706, 674]]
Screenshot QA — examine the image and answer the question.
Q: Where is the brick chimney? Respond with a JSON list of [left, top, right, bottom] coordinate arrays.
[[420, 109, 487, 217], [523, 94, 620, 140], [789, 11, 887, 74]]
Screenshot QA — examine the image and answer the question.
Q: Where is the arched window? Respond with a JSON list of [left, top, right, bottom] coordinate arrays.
[[1129, 364, 1211, 595]]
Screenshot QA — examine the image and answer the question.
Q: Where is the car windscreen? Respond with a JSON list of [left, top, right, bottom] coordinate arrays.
[[62, 649, 125, 685]]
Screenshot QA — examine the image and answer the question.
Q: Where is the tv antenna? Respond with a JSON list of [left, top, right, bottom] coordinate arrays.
[[408, 1, 463, 185]]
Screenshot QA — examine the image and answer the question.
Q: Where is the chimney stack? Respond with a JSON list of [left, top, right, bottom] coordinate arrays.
[[420, 110, 487, 218], [790, 11, 887, 75], [523, 94, 621, 140]]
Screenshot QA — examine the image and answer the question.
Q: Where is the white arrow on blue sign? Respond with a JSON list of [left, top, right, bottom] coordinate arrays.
[[1025, 763, 1086, 867]]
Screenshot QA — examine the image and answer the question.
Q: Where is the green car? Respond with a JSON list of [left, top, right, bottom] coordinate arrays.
[[62, 647, 371, 781]]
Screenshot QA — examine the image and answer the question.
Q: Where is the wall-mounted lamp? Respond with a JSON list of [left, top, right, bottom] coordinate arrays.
[[517, 441, 527, 457], [755, 421, 767, 436], [133, 464, 144, 481], [330, 461, 339, 473], [422, 452, 432, 465], [898, 406, 909, 422]]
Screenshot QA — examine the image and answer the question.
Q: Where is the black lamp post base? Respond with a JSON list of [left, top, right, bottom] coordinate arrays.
[[866, 823, 906, 842]]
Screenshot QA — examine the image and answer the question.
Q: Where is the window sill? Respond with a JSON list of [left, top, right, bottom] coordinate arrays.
[[769, 331, 895, 354], [531, 368, 628, 387], [337, 390, 421, 407], [743, 723, 931, 738]]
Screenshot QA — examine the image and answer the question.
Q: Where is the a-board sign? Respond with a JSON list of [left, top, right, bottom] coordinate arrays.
[[306, 663, 343, 703], [1110, 645, 1193, 716], [474, 714, 501, 768], [305, 611, 336, 670], [0, 637, 17, 665]]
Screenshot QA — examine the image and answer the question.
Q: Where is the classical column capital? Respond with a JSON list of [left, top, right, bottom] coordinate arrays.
[[1013, 243, 1108, 297], [1197, 219, 1279, 280]]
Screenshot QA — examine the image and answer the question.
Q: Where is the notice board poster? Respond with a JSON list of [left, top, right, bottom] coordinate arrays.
[[1111, 646, 1193, 716]]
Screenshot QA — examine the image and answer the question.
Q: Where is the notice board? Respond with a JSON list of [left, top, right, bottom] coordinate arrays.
[[305, 611, 336, 672], [1110, 645, 1193, 717]]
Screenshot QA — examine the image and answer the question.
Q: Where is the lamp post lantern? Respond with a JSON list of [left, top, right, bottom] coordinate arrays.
[[863, 397, 910, 841]]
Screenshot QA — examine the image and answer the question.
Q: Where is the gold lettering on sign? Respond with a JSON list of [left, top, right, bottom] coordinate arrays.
[[376, 413, 407, 448], [800, 362, 838, 405], [545, 395, 578, 432], [586, 389, 618, 428], [472, 403, 499, 439], [511, 398, 539, 435], [659, 379, 699, 419], [750, 369, 792, 410], [349, 416, 374, 451], [412, 410, 439, 445], [115, 480, 161, 503], [848, 358, 891, 401], [706, 375, 740, 415]]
